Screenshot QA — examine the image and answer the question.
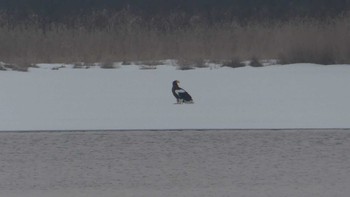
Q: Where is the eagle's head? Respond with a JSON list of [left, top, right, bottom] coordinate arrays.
[[172, 80, 179, 87]]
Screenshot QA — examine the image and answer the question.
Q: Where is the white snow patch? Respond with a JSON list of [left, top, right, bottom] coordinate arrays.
[[0, 63, 349, 130]]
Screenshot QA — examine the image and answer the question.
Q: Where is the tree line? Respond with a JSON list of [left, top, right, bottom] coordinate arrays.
[[0, 0, 350, 27]]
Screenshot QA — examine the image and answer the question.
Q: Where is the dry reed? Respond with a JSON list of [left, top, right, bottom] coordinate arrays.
[[1, 13, 350, 66]]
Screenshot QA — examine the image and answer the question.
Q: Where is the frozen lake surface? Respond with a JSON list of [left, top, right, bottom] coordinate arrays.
[[1, 63, 350, 130], [1, 129, 350, 197]]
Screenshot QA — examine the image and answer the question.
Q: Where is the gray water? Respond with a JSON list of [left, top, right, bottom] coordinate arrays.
[[1, 129, 350, 197]]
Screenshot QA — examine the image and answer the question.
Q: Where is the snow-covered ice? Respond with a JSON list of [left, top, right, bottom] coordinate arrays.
[[0, 63, 349, 130], [1, 63, 350, 196]]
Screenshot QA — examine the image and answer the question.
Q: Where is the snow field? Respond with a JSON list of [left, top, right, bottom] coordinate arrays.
[[1, 63, 349, 130]]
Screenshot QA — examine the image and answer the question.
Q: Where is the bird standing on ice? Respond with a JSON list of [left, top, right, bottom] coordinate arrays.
[[172, 80, 194, 104]]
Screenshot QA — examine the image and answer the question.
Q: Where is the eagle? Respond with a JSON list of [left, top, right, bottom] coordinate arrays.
[[172, 80, 194, 104]]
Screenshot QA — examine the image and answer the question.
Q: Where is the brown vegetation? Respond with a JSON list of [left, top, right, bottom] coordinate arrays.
[[1, 12, 350, 66]]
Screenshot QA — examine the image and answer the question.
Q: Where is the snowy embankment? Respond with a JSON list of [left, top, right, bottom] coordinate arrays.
[[0, 62, 349, 131]]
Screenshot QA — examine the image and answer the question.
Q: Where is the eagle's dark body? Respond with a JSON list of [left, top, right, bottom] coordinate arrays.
[[172, 80, 193, 103]]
